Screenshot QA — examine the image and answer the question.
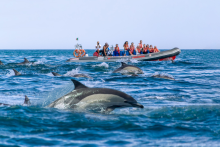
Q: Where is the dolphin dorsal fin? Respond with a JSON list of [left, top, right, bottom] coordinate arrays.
[[71, 79, 88, 90], [12, 69, 21, 76], [121, 62, 127, 66], [24, 95, 31, 105], [24, 58, 29, 62]]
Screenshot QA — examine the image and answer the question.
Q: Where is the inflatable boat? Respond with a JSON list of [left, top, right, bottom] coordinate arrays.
[[66, 47, 181, 62]]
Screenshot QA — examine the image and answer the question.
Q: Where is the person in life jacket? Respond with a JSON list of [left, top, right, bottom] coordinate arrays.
[[136, 46, 143, 54], [129, 42, 135, 55], [149, 45, 154, 53], [143, 44, 149, 54], [95, 41, 101, 54], [123, 41, 129, 56], [154, 46, 160, 52], [138, 40, 143, 51], [114, 44, 120, 56]]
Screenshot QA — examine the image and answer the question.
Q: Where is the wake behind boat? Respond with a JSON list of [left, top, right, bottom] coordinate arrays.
[[66, 47, 181, 62]]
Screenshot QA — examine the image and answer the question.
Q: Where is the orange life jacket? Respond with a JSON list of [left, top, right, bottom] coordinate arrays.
[[138, 43, 143, 49], [124, 45, 129, 50], [143, 47, 148, 52], [130, 46, 135, 53], [149, 47, 154, 53]]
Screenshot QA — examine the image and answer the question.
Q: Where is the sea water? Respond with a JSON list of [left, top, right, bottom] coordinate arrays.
[[0, 49, 220, 146]]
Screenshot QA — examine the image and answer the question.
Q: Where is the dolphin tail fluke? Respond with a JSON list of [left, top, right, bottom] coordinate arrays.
[[12, 69, 21, 76], [71, 79, 88, 90], [24, 95, 31, 105]]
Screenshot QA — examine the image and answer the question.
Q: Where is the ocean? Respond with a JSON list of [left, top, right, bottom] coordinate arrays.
[[0, 49, 220, 146]]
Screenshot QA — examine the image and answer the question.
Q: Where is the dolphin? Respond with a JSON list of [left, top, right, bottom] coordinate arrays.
[[0, 96, 31, 106], [52, 72, 92, 79], [12, 69, 22, 76], [24, 95, 31, 105], [17, 58, 31, 65], [152, 74, 175, 80], [113, 62, 144, 75], [0, 60, 4, 65], [52, 72, 62, 76], [47, 79, 144, 112]]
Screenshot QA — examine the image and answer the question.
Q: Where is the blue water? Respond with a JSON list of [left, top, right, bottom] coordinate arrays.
[[0, 49, 220, 146]]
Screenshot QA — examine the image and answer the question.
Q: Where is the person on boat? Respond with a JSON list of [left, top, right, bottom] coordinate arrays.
[[143, 44, 149, 54], [136, 46, 143, 54], [129, 42, 135, 55], [123, 41, 129, 56], [138, 40, 143, 51], [113, 44, 120, 56], [95, 41, 101, 55], [149, 45, 154, 53], [100, 43, 109, 56], [154, 46, 160, 52]]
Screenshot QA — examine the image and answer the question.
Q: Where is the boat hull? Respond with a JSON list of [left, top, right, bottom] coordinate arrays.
[[66, 48, 181, 62]]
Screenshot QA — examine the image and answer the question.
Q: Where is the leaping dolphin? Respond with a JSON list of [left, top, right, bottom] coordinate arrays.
[[0, 60, 4, 65], [12, 69, 22, 76], [47, 79, 144, 112], [113, 62, 144, 75], [52, 72, 92, 79], [17, 58, 31, 65]]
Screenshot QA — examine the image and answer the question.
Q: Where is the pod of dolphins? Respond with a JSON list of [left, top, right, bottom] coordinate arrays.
[[0, 58, 175, 113]]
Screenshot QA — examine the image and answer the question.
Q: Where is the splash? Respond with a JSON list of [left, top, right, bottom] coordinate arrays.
[[63, 68, 80, 76], [92, 62, 109, 68]]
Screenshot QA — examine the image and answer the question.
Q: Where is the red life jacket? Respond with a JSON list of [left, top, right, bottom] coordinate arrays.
[[144, 47, 148, 52], [124, 45, 129, 50], [138, 43, 143, 49], [130, 46, 135, 53], [149, 47, 154, 53], [115, 47, 120, 54], [137, 48, 141, 53]]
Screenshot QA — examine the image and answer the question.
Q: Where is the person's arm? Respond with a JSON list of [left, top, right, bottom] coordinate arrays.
[[104, 47, 107, 56]]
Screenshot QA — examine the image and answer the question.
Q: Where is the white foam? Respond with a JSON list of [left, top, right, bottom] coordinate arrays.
[[92, 62, 109, 68], [33, 58, 47, 65], [6, 69, 15, 77], [63, 68, 80, 76]]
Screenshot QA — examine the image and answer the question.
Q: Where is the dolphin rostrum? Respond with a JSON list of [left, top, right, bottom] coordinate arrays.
[[47, 79, 144, 112], [52, 72, 92, 79], [17, 58, 31, 65], [152, 74, 175, 80], [12, 69, 22, 76], [113, 62, 144, 75], [0, 60, 4, 65]]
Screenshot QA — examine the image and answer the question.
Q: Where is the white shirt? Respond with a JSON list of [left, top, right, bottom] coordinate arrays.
[[95, 44, 101, 50]]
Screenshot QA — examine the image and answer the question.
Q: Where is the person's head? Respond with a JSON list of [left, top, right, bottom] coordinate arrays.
[[150, 45, 153, 47], [140, 40, 142, 44], [143, 44, 146, 47], [97, 41, 99, 45], [105, 42, 108, 46], [147, 44, 149, 47], [116, 44, 118, 47], [154, 46, 157, 49]]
